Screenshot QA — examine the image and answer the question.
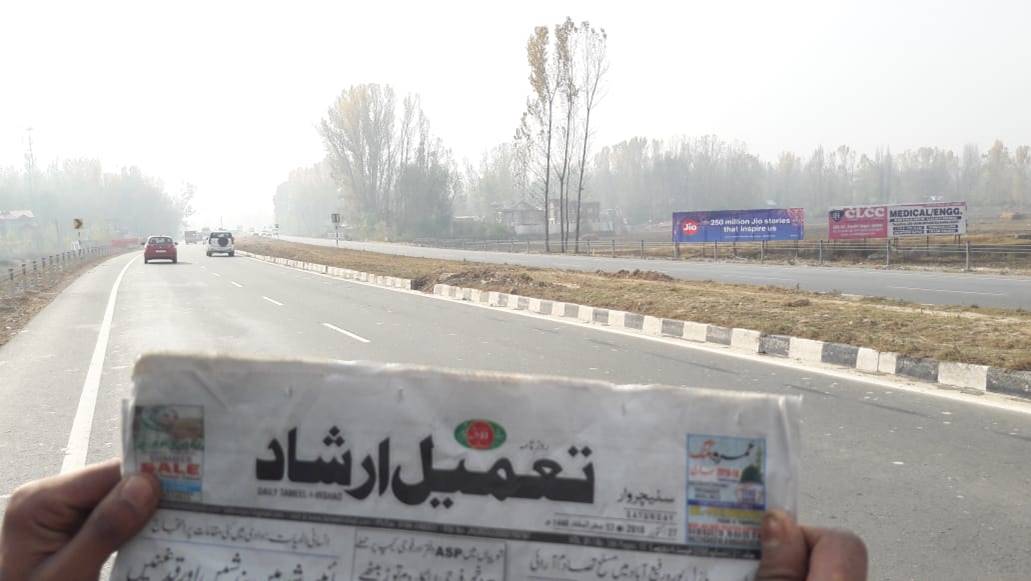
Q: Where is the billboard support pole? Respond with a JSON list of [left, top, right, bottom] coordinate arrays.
[[760, 240, 765, 263], [713, 241, 718, 261], [818, 240, 823, 265], [640, 240, 645, 258], [965, 241, 971, 271], [611, 239, 616, 258], [885, 238, 891, 268]]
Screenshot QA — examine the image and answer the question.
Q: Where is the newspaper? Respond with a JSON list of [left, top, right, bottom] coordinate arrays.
[[112, 354, 801, 581]]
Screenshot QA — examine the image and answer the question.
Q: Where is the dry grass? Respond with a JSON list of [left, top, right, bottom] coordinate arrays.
[[238, 238, 1031, 370]]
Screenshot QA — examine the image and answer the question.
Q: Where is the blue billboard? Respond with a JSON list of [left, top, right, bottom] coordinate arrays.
[[673, 208, 805, 243]]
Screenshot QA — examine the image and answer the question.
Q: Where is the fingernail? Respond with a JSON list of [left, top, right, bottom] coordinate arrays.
[[120, 474, 157, 511], [761, 512, 784, 549]]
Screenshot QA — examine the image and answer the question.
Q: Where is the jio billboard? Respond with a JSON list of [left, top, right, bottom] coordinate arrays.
[[828, 202, 967, 239], [673, 208, 805, 243]]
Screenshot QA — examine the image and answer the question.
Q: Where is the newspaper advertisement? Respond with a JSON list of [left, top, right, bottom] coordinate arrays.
[[113, 354, 802, 581]]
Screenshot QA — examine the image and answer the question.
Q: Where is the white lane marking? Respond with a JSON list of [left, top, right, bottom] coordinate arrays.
[[231, 281, 243, 288], [241, 255, 1031, 415], [321, 322, 371, 343], [60, 254, 135, 474], [262, 296, 284, 306], [887, 286, 1005, 296], [212, 272, 222, 277]]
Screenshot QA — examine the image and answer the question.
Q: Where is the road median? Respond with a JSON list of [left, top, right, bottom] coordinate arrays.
[[238, 238, 1031, 399]]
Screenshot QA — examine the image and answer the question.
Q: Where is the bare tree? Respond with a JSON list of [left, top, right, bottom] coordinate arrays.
[[552, 18, 580, 251], [523, 27, 561, 252], [573, 22, 607, 252]]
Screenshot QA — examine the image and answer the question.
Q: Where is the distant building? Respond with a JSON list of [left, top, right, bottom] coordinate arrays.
[[496, 201, 546, 236], [546, 201, 623, 236]]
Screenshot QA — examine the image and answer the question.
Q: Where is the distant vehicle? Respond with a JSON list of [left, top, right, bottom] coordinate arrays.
[[142, 235, 178, 264], [184, 230, 201, 244], [207, 231, 235, 257]]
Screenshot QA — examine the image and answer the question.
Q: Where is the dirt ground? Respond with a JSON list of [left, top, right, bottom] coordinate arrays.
[[238, 238, 1031, 370], [0, 253, 123, 348]]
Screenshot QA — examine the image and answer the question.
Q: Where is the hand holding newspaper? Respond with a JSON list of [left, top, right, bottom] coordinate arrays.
[[113, 354, 801, 581]]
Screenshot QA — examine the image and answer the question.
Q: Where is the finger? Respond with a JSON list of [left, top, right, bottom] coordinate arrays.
[[35, 472, 160, 581], [5, 459, 122, 524], [756, 509, 808, 581], [802, 526, 869, 581]]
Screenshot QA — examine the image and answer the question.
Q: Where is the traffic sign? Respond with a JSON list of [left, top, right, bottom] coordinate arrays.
[[331, 213, 341, 224], [73, 218, 84, 229]]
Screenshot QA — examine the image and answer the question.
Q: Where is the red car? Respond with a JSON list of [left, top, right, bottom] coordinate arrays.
[[143, 235, 178, 263]]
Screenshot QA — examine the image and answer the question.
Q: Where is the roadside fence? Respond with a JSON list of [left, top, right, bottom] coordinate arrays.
[[405, 237, 1031, 270], [1, 246, 114, 299]]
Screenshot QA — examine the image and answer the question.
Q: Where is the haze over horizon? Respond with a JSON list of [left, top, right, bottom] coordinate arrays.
[[2, 0, 1028, 228]]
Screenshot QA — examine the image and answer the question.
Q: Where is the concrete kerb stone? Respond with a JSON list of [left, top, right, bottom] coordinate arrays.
[[759, 335, 791, 357], [856, 348, 879, 373], [623, 313, 644, 331], [528, 298, 542, 313], [682, 321, 708, 342], [822, 342, 860, 368], [986, 368, 1031, 398], [608, 311, 626, 328], [938, 362, 988, 392], [878, 352, 898, 374], [661, 319, 685, 338], [577, 306, 594, 323], [487, 292, 501, 307], [730, 329, 763, 353], [895, 356, 939, 382], [789, 338, 824, 363], [706, 325, 733, 346], [592, 308, 609, 325], [642, 316, 663, 336]]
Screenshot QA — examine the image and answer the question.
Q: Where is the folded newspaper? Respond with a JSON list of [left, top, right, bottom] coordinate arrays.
[[113, 354, 801, 581]]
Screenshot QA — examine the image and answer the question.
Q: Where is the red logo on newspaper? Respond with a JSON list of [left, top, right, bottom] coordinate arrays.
[[140, 461, 201, 478], [680, 219, 700, 236], [454, 419, 507, 450]]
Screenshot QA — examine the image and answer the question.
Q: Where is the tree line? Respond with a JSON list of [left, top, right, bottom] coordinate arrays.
[[0, 159, 192, 258], [466, 136, 1031, 228]]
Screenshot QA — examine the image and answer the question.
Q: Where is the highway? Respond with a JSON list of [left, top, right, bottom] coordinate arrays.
[[284, 236, 1031, 309], [2, 245, 1030, 580]]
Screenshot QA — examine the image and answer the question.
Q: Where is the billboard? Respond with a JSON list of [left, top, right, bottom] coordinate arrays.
[[828, 202, 967, 239], [673, 208, 805, 243], [827, 205, 888, 239]]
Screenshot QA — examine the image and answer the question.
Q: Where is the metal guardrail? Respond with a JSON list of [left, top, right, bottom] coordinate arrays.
[[403, 237, 1031, 270], [1, 246, 114, 298]]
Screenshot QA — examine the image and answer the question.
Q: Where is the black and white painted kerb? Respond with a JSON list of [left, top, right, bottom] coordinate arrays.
[[429, 282, 1031, 402], [237, 251, 414, 290]]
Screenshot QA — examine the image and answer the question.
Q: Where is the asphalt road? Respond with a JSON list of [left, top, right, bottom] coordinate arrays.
[[2, 245, 1030, 580], [284, 236, 1031, 309]]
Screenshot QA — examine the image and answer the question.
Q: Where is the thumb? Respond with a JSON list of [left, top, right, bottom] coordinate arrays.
[[36, 473, 160, 581], [756, 509, 809, 581]]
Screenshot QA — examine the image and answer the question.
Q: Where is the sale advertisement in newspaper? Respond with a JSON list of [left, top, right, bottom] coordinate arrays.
[[112, 354, 801, 581]]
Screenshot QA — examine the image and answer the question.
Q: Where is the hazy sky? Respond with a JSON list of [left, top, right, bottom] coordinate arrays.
[[2, 0, 1028, 228]]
